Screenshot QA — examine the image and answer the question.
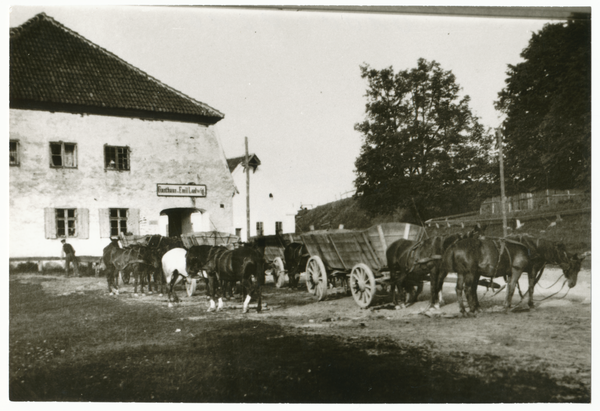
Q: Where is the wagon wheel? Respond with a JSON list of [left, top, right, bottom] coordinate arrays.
[[350, 263, 376, 308], [186, 278, 197, 297], [305, 256, 328, 301], [272, 257, 286, 288]]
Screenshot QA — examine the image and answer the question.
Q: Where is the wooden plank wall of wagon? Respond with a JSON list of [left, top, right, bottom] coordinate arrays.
[[301, 232, 341, 271], [364, 223, 426, 268]]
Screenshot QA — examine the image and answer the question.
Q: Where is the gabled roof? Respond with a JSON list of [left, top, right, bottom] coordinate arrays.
[[10, 13, 224, 125], [227, 154, 261, 173]]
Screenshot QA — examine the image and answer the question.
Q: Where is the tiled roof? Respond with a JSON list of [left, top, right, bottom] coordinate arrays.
[[10, 13, 224, 124], [227, 154, 261, 172]]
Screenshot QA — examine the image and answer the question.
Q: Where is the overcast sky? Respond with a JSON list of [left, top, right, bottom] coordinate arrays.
[[9, 5, 566, 210]]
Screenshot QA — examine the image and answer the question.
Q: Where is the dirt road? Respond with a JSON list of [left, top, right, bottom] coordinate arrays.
[[18, 266, 590, 402]]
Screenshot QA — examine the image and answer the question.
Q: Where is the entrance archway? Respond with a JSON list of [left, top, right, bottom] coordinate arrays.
[[160, 208, 206, 237]]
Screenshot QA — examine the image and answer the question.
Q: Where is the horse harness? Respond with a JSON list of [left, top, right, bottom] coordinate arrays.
[[112, 247, 150, 271]]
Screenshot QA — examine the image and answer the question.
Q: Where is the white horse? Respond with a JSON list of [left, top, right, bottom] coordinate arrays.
[[161, 247, 206, 308]]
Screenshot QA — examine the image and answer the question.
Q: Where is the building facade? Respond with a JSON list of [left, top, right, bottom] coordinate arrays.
[[9, 13, 235, 260], [227, 154, 297, 242]]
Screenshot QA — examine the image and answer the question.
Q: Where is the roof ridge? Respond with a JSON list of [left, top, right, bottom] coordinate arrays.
[[10, 12, 224, 119]]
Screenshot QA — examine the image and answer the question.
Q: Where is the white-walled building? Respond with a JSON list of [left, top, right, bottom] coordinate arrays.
[[227, 154, 297, 242], [9, 13, 235, 261]]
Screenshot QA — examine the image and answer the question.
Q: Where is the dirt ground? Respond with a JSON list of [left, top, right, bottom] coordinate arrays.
[[28, 264, 591, 402]]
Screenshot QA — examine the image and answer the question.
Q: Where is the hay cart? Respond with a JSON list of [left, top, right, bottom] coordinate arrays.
[[254, 233, 303, 288], [179, 231, 241, 296], [300, 222, 425, 308]]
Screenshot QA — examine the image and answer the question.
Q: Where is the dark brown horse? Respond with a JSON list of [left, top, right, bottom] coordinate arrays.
[[387, 229, 482, 310], [186, 244, 229, 302], [440, 237, 532, 316], [101, 239, 157, 295], [283, 242, 309, 289], [506, 234, 588, 308], [206, 243, 265, 313]]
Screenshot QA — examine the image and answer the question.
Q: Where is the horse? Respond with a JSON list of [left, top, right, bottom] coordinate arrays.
[[186, 244, 229, 300], [440, 237, 532, 316], [505, 234, 589, 308], [387, 228, 483, 310], [283, 242, 309, 289], [101, 239, 156, 295], [147, 235, 184, 295], [206, 243, 265, 313], [161, 247, 204, 307]]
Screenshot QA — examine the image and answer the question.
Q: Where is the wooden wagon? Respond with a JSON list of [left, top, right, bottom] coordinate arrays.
[[250, 233, 303, 288], [180, 231, 240, 249], [300, 222, 425, 308]]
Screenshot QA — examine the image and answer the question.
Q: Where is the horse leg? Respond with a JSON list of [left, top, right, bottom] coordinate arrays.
[[504, 268, 523, 310], [470, 273, 482, 313], [394, 271, 409, 309], [455, 273, 467, 316], [241, 277, 253, 313], [106, 267, 115, 294], [167, 270, 181, 307]]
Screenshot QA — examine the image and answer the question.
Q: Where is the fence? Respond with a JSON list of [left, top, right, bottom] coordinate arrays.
[[480, 189, 587, 214]]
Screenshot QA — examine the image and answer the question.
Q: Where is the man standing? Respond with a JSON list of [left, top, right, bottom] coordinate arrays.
[[61, 239, 79, 277]]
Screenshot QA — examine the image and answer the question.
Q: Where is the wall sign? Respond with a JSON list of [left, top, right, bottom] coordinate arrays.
[[157, 183, 207, 197]]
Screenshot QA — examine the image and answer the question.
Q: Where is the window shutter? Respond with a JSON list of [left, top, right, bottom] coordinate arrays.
[[129, 208, 140, 235], [44, 208, 57, 239], [99, 209, 111, 238], [78, 208, 89, 239]]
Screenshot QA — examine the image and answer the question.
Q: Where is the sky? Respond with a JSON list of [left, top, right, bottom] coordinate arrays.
[[8, 4, 567, 210]]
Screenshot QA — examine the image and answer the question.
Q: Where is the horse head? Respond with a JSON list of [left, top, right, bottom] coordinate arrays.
[[560, 250, 589, 288]]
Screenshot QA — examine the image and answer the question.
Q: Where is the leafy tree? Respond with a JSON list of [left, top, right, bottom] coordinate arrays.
[[495, 15, 591, 193], [354, 58, 494, 221]]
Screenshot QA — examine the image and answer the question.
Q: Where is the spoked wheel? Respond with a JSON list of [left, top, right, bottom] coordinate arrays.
[[186, 278, 197, 297], [305, 256, 328, 301], [350, 263, 376, 308], [272, 257, 286, 288]]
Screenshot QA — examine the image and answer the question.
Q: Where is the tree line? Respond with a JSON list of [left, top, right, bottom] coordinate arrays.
[[353, 15, 590, 222]]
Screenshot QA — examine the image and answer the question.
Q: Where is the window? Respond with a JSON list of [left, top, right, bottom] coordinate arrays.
[[45, 208, 89, 239], [50, 142, 77, 168], [10, 140, 19, 166], [105, 145, 130, 171], [56, 208, 77, 238], [235, 228, 242, 237], [256, 222, 264, 236], [110, 208, 129, 237], [275, 221, 282, 234]]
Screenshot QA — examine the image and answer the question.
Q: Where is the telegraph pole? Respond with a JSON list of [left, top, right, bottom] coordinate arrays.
[[497, 129, 508, 237], [245, 137, 250, 242]]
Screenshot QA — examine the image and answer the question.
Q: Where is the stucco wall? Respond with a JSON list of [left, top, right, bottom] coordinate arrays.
[[9, 109, 235, 258], [231, 164, 297, 241]]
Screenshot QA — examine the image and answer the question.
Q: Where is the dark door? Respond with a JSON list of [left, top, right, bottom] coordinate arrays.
[[168, 212, 183, 237]]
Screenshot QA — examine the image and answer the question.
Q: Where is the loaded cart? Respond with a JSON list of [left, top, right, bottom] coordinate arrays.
[[300, 222, 425, 308]]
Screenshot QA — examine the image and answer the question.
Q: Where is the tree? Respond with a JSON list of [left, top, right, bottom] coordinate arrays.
[[354, 58, 494, 221], [495, 15, 591, 193]]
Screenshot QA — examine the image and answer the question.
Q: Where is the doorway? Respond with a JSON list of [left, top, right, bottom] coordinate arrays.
[[160, 208, 204, 237]]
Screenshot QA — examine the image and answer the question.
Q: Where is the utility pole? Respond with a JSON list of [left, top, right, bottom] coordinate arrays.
[[245, 137, 250, 242], [497, 129, 508, 237]]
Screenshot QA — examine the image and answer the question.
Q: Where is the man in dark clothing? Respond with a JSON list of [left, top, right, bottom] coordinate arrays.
[[61, 239, 79, 277]]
